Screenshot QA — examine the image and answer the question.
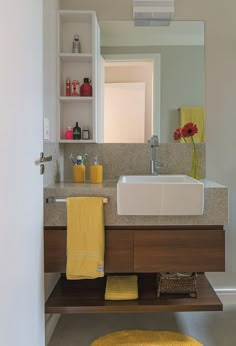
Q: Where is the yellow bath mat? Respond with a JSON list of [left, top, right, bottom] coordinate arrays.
[[105, 275, 138, 300], [90, 330, 203, 345]]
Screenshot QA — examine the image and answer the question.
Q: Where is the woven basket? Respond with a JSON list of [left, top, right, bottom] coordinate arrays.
[[156, 273, 198, 298]]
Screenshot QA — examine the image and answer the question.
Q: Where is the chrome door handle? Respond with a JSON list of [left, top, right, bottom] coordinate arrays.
[[35, 152, 52, 165]]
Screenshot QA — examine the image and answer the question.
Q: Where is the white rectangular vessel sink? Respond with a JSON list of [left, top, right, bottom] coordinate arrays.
[[117, 175, 204, 216]]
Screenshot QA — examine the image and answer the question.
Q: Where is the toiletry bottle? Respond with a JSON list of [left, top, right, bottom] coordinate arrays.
[[65, 126, 73, 140], [76, 155, 82, 165], [72, 34, 80, 53], [73, 122, 81, 140], [80, 78, 92, 97], [73, 155, 85, 183], [82, 126, 89, 140], [71, 80, 80, 96], [65, 77, 71, 96], [90, 156, 103, 184]]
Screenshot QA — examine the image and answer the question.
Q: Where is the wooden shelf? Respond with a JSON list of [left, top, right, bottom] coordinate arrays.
[[45, 274, 222, 314], [59, 53, 92, 63]]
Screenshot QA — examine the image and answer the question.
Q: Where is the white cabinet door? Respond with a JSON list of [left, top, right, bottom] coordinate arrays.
[[0, 0, 44, 345]]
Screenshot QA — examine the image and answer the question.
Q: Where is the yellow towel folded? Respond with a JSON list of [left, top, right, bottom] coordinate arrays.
[[105, 275, 138, 300], [90, 330, 203, 346], [180, 107, 205, 143], [66, 197, 105, 280]]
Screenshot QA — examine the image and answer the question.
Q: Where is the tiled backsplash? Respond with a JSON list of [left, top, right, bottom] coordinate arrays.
[[43, 142, 62, 186], [63, 143, 206, 181]]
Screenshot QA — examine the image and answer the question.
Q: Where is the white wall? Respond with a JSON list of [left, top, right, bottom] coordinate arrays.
[[61, 0, 236, 291], [174, 0, 236, 291]]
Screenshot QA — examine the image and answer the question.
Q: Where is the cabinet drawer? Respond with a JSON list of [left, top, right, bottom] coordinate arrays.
[[44, 230, 66, 273], [134, 230, 225, 272], [105, 230, 134, 273], [44, 229, 134, 273]]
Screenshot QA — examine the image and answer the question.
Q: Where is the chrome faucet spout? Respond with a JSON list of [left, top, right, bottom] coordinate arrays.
[[149, 135, 161, 175]]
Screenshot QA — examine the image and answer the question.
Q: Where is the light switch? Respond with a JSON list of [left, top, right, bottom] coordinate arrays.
[[44, 117, 50, 140]]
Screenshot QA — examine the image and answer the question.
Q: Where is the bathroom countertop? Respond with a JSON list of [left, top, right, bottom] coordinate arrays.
[[44, 179, 228, 227]]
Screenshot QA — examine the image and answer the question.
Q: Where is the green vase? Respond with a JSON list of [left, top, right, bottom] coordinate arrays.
[[191, 145, 200, 180]]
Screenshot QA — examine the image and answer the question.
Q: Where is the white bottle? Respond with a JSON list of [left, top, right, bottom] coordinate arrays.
[[72, 34, 80, 53]]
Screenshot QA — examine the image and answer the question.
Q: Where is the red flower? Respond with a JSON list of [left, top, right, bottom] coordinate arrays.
[[182, 122, 198, 138], [173, 128, 183, 141]]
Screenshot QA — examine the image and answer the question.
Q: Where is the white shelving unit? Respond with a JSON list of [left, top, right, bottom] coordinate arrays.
[[57, 10, 99, 143]]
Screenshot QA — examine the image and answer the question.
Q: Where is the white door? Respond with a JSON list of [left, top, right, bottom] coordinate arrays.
[[0, 1, 45, 346], [104, 82, 146, 143]]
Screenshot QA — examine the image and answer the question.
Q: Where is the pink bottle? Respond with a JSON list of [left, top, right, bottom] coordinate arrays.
[[80, 78, 92, 97], [65, 126, 73, 140]]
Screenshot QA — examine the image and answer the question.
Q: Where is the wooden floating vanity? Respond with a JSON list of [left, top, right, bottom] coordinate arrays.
[[44, 180, 227, 313], [44, 225, 225, 313]]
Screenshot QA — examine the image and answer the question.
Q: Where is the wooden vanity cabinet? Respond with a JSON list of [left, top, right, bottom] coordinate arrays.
[[133, 229, 225, 273], [44, 230, 66, 273], [44, 228, 134, 273], [105, 230, 133, 273], [44, 226, 225, 313], [44, 227, 225, 273]]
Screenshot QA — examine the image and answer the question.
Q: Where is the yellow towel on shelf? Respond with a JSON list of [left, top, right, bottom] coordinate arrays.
[[180, 107, 205, 143], [105, 275, 138, 300], [66, 197, 105, 280], [90, 330, 203, 346]]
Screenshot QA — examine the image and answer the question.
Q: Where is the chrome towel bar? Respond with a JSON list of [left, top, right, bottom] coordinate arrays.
[[46, 197, 108, 204]]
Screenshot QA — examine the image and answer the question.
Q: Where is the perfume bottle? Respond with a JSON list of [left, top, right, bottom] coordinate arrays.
[[65, 77, 71, 96], [72, 34, 80, 53]]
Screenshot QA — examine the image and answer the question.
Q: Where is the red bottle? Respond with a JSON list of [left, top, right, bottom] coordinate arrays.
[[80, 78, 92, 97], [65, 126, 73, 139], [66, 77, 71, 96]]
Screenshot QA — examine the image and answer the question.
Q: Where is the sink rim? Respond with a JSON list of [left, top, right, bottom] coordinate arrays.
[[118, 174, 203, 185]]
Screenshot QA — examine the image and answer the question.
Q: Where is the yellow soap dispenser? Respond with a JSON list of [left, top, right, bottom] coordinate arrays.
[[72, 153, 88, 183], [90, 155, 103, 184]]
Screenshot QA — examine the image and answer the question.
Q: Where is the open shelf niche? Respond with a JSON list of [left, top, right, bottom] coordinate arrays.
[[57, 10, 99, 143]]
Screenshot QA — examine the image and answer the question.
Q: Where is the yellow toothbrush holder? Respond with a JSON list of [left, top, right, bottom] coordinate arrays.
[[73, 165, 85, 183], [90, 165, 103, 184]]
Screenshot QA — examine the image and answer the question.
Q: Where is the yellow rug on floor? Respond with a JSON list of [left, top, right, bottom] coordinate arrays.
[[90, 330, 203, 345], [105, 275, 138, 300]]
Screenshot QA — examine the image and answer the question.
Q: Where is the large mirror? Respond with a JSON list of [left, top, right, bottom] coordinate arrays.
[[99, 21, 205, 143]]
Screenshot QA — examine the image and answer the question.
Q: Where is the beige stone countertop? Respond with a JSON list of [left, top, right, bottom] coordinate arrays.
[[44, 179, 228, 227]]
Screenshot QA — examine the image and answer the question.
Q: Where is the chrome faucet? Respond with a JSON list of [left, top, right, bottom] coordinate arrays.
[[149, 135, 161, 175]]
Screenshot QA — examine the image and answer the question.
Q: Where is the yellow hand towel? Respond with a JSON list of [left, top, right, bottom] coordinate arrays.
[[66, 197, 104, 280], [180, 107, 205, 143], [105, 275, 138, 300]]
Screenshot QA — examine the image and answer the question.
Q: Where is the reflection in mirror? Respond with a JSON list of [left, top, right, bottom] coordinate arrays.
[[99, 21, 205, 143]]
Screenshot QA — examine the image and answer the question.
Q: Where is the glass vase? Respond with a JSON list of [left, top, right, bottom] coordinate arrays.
[[191, 145, 200, 180]]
